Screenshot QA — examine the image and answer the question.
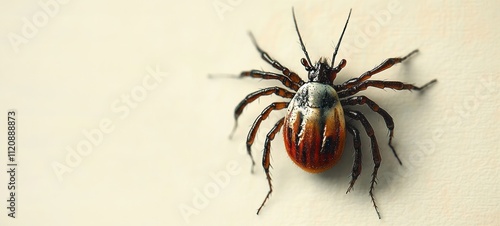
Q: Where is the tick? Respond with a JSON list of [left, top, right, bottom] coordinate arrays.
[[228, 9, 436, 218]]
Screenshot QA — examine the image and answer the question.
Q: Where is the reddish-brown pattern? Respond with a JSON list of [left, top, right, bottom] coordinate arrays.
[[284, 106, 345, 173]]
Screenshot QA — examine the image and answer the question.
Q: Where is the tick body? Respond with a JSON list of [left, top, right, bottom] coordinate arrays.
[[226, 8, 437, 218], [284, 82, 346, 173]]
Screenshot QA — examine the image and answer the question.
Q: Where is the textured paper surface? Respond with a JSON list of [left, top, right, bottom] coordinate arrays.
[[0, 1, 498, 225]]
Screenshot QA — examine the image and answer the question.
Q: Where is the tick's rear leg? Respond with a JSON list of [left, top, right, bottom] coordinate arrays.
[[345, 110, 382, 219], [257, 117, 285, 215], [346, 123, 362, 193]]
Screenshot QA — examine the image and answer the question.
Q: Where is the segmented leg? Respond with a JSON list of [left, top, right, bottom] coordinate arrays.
[[335, 50, 419, 91], [230, 87, 295, 138], [345, 110, 382, 219], [256, 117, 285, 215], [341, 96, 401, 165], [346, 123, 362, 193], [248, 32, 305, 86], [246, 102, 288, 172], [240, 70, 301, 91], [338, 79, 437, 98]]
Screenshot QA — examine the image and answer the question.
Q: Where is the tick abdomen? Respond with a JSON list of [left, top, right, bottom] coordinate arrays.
[[283, 82, 346, 173]]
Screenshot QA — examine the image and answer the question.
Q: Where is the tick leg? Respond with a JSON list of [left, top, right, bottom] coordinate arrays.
[[257, 117, 285, 215], [346, 123, 362, 193], [246, 102, 288, 173], [345, 110, 382, 219], [338, 79, 437, 98], [335, 50, 419, 91], [341, 96, 401, 165], [240, 70, 301, 91], [231, 87, 295, 138], [248, 32, 305, 86]]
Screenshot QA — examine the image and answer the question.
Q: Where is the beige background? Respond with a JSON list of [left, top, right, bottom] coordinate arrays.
[[0, 0, 499, 225]]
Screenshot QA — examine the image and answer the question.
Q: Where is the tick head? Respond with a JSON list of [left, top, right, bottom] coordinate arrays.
[[303, 58, 346, 84]]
